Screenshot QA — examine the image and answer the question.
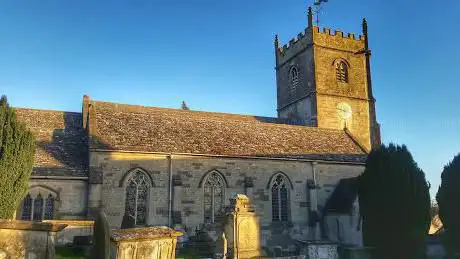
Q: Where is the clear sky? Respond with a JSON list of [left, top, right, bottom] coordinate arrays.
[[1, 0, 459, 198]]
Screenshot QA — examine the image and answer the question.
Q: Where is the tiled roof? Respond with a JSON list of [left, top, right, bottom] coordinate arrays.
[[15, 108, 88, 177], [89, 100, 367, 162]]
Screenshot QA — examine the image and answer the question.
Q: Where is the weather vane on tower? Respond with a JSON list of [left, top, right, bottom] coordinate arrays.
[[313, 0, 328, 26]]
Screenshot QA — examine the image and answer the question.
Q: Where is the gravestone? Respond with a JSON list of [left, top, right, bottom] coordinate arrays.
[[215, 232, 228, 258], [224, 194, 264, 259], [120, 214, 135, 229], [110, 226, 182, 259], [93, 212, 110, 259]]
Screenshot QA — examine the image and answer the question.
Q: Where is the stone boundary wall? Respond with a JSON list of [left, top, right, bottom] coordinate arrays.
[[43, 220, 94, 246], [0, 220, 67, 259]]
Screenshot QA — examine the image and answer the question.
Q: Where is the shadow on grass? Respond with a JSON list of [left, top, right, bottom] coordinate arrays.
[[55, 247, 87, 259]]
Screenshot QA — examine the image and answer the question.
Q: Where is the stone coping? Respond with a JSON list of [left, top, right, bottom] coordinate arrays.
[[111, 226, 183, 242], [43, 220, 94, 227], [0, 220, 67, 232]]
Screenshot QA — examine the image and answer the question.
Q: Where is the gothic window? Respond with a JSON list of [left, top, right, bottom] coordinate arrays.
[[125, 170, 150, 226], [44, 194, 54, 220], [336, 61, 348, 83], [21, 194, 32, 220], [271, 174, 290, 222], [33, 194, 43, 220], [20, 190, 56, 221], [203, 171, 225, 223], [289, 66, 299, 93]]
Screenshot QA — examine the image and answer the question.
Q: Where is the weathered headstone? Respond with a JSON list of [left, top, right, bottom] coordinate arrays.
[[110, 226, 182, 259], [215, 232, 228, 259], [93, 212, 110, 259], [224, 194, 264, 259], [120, 214, 135, 229]]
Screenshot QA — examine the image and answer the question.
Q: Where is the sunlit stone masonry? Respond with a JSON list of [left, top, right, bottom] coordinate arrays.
[[13, 7, 379, 253]]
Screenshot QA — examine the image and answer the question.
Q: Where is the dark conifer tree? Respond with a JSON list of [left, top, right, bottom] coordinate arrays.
[[0, 95, 35, 219], [359, 144, 431, 259], [436, 153, 460, 256], [181, 101, 190, 110]]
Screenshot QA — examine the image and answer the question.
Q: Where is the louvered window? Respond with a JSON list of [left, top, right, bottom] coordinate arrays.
[[336, 61, 348, 83]]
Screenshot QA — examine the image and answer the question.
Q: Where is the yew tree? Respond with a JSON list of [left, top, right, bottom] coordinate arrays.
[[0, 95, 35, 219], [436, 153, 460, 254], [359, 144, 431, 259]]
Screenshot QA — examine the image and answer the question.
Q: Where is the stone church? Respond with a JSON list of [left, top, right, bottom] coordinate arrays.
[[14, 9, 380, 250]]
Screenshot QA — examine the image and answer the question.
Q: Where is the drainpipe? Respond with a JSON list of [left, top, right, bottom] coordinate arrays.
[[168, 154, 173, 227], [311, 162, 320, 240]]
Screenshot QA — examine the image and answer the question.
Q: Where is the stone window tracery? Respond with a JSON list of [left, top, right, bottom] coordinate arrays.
[[124, 170, 150, 226], [271, 174, 290, 222], [33, 194, 44, 220], [20, 191, 56, 221], [21, 194, 32, 220], [44, 194, 55, 220], [336, 61, 349, 83], [203, 171, 225, 223]]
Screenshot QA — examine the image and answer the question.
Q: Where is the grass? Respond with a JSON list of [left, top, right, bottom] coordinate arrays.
[[55, 246, 87, 259]]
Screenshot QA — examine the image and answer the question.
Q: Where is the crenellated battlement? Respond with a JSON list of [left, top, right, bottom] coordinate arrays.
[[275, 6, 369, 66], [276, 28, 313, 59], [275, 25, 365, 62], [313, 26, 365, 41]]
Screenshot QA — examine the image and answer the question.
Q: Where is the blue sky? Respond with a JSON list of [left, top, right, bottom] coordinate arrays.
[[1, 0, 459, 198]]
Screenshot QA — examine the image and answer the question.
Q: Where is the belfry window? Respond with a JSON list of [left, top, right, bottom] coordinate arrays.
[[20, 190, 57, 221], [336, 61, 348, 83], [203, 171, 225, 223], [271, 174, 290, 222], [289, 66, 299, 93], [125, 170, 150, 226]]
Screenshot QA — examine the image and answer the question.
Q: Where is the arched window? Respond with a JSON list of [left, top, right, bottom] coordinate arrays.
[[19, 188, 57, 221], [21, 194, 32, 220], [203, 171, 225, 223], [271, 174, 290, 222], [44, 194, 55, 220], [33, 193, 43, 220], [125, 170, 151, 226], [289, 66, 299, 93], [336, 61, 348, 83]]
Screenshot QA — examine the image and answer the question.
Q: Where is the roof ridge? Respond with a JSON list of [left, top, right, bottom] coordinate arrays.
[[14, 107, 81, 114], [91, 100, 348, 133], [91, 99, 278, 119]]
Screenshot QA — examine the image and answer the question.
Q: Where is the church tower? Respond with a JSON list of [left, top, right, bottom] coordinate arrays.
[[275, 7, 380, 151]]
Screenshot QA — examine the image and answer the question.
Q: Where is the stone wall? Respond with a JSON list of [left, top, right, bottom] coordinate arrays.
[[92, 151, 364, 249], [312, 27, 371, 150], [0, 220, 66, 259]]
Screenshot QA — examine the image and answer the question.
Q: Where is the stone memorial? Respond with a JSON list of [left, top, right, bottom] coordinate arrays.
[[299, 240, 338, 259], [0, 220, 67, 259], [224, 194, 264, 259], [110, 226, 183, 259]]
